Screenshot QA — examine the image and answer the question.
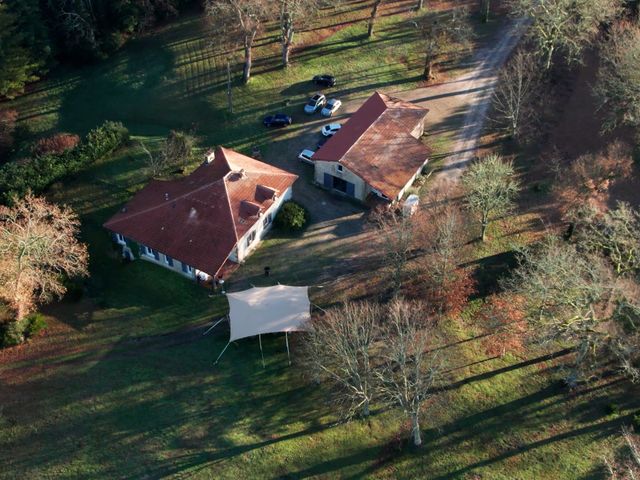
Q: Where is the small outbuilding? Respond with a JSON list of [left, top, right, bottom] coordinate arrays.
[[313, 91, 431, 203]]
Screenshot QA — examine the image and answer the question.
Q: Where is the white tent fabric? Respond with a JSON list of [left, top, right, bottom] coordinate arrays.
[[226, 285, 311, 342]]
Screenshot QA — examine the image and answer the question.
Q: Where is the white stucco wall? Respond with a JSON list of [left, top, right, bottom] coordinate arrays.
[[235, 186, 293, 262], [396, 157, 429, 201], [314, 161, 367, 201]]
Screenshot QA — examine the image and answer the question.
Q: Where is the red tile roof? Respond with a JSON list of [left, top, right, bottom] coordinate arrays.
[[104, 147, 298, 277], [314, 92, 431, 199]]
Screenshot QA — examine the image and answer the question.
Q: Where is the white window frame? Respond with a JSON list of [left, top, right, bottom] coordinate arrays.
[[246, 230, 257, 248], [262, 212, 273, 229], [181, 263, 193, 274], [115, 233, 126, 245], [336, 164, 343, 173], [164, 255, 174, 266]]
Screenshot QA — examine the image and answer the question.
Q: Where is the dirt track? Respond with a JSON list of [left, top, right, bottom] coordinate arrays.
[[394, 18, 529, 188]]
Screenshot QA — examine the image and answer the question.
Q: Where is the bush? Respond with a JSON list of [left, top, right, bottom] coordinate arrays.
[[633, 411, 640, 432], [274, 201, 308, 232], [0, 121, 129, 203], [24, 313, 47, 338], [606, 403, 621, 416], [0, 319, 27, 347], [33, 133, 80, 156], [0, 313, 48, 348]]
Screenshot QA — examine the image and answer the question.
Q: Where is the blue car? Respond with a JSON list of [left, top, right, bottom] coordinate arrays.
[[263, 114, 292, 128]]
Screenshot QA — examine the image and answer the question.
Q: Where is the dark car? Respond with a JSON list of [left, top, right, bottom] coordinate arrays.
[[312, 74, 336, 88], [263, 113, 292, 128]]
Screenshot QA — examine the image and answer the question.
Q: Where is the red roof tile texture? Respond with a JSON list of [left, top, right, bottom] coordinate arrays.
[[314, 91, 431, 199], [104, 147, 298, 277]]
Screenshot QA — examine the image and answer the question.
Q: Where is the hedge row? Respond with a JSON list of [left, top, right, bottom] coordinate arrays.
[[0, 121, 129, 204]]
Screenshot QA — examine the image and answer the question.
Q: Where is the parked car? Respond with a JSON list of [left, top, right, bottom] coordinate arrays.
[[321, 98, 342, 117], [321, 123, 342, 137], [304, 93, 326, 114], [298, 149, 315, 164], [312, 74, 337, 87], [263, 114, 292, 128]]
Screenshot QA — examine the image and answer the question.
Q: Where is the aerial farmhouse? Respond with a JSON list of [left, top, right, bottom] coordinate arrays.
[[104, 146, 298, 281]]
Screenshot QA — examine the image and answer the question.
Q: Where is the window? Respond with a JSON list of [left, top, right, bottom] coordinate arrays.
[[336, 164, 343, 172], [181, 263, 193, 274], [165, 255, 174, 267], [262, 212, 273, 229], [246, 230, 257, 248], [115, 233, 126, 244], [143, 246, 159, 261]]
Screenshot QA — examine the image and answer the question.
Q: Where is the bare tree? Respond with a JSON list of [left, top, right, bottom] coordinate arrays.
[[206, 0, 271, 84], [418, 203, 475, 316], [375, 299, 443, 447], [594, 22, 640, 131], [604, 426, 640, 480], [278, 0, 320, 67], [508, 0, 623, 70], [302, 301, 381, 418], [0, 193, 88, 321], [491, 49, 542, 140], [502, 235, 640, 385], [141, 130, 194, 177], [373, 209, 417, 296], [164, 130, 194, 170], [415, 7, 473, 80], [461, 154, 521, 242], [570, 202, 640, 277], [555, 140, 633, 214]]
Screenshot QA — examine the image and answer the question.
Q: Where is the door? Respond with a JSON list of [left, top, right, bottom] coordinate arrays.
[[323, 173, 332, 188]]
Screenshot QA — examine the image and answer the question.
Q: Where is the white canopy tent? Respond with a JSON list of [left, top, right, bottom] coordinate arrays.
[[210, 285, 311, 366]]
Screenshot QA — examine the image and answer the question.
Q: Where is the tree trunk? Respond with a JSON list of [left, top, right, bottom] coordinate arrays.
[[424, 55, 434, 80], [481, 215, 488, 242], [544, 44, 554, 70], [226, 59, 233, 114], [367, 0, 382, 38], [282, 15, 294, 67], [282, 41, 291, 67], [363, 399, 370, 417], [411, 413, 422, 446], [242, 31, 257, 84], [416, 0, 424, 10], [481, 0, 490, 23]]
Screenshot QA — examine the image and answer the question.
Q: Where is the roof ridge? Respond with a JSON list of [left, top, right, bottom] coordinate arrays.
[[221, 174, 240, 242], [328, 93, 388, 163]]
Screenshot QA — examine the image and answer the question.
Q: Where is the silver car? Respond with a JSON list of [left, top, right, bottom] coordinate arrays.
[[298, 149, 315, 164], [304, 93, 327, 114], [321, 99, 342, 117]]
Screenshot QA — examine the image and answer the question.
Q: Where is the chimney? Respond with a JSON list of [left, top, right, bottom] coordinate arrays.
[[164, 193, 169, 201], [205, 149, 215, 164]]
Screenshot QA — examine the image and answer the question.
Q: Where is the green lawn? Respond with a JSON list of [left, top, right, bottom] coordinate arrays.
[[1, 3, 638, 479]]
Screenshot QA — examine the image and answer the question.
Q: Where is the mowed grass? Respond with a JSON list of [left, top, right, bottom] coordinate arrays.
[[1, 3, 639, 479]]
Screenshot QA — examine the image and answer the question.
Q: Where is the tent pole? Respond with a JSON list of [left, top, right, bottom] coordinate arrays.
[[214, 342, 231, 365], [285, 332, 291, 366], [259, 334, 265, 368], [202, 317, 225, 336]]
